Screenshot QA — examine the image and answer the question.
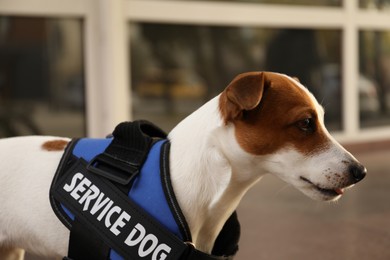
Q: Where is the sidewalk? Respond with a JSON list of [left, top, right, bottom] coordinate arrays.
[[236, 147, 390, 260]]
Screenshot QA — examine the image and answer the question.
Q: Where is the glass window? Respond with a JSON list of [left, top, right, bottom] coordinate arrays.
[[359, 0, 390, 10], [147, 0, 342, 7], [359, 30, 390, 128], [130, 23, 342, 131], [0, 17, 85, 137]]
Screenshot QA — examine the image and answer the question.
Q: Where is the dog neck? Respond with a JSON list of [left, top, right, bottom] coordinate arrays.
[[168, 96, 264, 253]]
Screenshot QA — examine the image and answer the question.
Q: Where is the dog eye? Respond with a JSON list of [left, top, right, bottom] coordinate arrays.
[[297, 118, 315, 132]]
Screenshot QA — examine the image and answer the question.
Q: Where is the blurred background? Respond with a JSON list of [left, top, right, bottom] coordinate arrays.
[[1, 0, 390, 140], [0, 0, 389, 259]]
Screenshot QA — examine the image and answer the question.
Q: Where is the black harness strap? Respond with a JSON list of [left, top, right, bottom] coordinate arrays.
[[68, 218, 110, 260], [63, 121, 172, 260], [87, 121, 166, 186], [51, 120, 240, 260], [55, 159, 188, 260]]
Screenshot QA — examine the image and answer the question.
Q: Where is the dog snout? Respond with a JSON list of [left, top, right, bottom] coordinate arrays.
[[348, 163, 367, 183]]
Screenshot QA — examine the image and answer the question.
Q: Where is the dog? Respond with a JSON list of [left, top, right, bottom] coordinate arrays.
[[0, 71, 366, 259]]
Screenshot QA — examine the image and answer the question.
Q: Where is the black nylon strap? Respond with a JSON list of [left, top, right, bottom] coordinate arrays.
[[52, 159, 187, 260], [68, 219, 110, 260], [51, 121, 239, 260], [160, 142, 192, 242], [87, 121, 167, 185], [212, 212, 240, 257]]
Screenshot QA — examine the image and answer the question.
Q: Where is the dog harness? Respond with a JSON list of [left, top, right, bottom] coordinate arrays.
[[50, 121, 240, 260]]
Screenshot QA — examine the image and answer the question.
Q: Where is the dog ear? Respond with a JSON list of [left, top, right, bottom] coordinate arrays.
[[219, 72, 266, 123]]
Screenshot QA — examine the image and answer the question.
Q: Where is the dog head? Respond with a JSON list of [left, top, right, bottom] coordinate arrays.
[[219, 71, 366, 201]]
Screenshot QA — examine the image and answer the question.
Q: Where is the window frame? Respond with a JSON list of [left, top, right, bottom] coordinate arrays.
[[0, 0, 130, 137], [126, 0, 390, 143], [2, 0, 390, 142]]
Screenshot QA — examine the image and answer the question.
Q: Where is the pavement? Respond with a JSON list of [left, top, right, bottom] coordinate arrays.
[[26, 146, 390, 260], [235, 146, 390, 260]]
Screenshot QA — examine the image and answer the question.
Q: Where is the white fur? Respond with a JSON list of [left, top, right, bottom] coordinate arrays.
[[169, 74, 362, 252], [0, 74, 363, 258], [275, 74, 360, 201], [168, 96, 264, 252], [0, 136, 70, 257]]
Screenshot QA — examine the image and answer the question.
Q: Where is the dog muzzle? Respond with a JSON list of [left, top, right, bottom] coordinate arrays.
[[50, 121, 240, 260]]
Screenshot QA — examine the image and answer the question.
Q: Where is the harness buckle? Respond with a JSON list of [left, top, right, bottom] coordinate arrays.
[[87, 152, 139, 185]]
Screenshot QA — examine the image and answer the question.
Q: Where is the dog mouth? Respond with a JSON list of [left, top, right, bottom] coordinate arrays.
[[300, 177, 344, 197]]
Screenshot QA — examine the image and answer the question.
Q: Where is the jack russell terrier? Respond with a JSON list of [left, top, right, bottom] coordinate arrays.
[[0, 71, 366, 259]]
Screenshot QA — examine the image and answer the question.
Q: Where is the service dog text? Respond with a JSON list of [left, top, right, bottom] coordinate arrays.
[[63, 172, 172, 260]]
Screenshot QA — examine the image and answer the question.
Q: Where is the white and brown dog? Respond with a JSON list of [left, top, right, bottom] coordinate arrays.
[[0, 72, 366, 259]]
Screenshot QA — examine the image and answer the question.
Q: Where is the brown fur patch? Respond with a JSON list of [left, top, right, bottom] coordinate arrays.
[[220, 72, 330, 156], [220, 72, 265, 123], [42, 140, 69, 151]]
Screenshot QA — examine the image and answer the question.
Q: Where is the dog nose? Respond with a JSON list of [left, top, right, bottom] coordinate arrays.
[[349, 163, 367, 183]]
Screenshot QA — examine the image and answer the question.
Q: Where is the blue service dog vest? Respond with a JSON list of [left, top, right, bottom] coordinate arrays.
[[50, 121, 240, 260]]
